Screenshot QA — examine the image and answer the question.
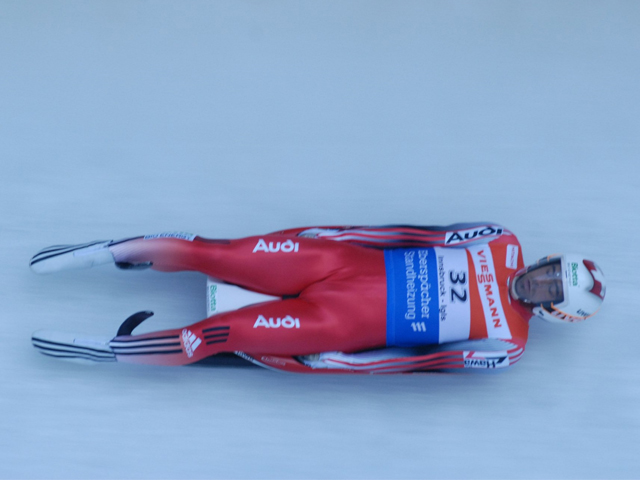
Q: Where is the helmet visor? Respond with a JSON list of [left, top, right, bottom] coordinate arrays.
[[513, 258, 564, 307]]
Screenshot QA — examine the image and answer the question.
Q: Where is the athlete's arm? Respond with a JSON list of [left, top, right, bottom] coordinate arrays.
[[272, 223, 514, 249], [301, 338, 525, 373]]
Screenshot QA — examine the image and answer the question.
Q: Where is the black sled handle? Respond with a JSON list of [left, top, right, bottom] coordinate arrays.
[[117, 311, 154, 337]]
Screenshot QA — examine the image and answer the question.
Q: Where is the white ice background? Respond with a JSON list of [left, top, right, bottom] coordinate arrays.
[[1, 1, 639, 478]]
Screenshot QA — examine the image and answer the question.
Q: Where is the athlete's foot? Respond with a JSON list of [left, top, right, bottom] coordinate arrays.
[[30, 240, 115, 274], [32, 330, 116, 364]]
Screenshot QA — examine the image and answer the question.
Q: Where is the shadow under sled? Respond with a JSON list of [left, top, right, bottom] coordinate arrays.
[[194, 352, 258, 368]]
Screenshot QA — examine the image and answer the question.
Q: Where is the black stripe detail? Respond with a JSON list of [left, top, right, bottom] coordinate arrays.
[[114, 349, 183, 356], [30, 241, 107, 265], [33, 241, 105, 257], [204, 333, 229, 340], [108, 236, 144, 247], [350, 239, 448, 245], [376, 222, 492, 233], [111, 335, 179, 343], [334, 230, 444, 238], [33, 246, 78, 257], [202, 326, 230, 333], [111, 342, 181, 350], [34, 345, 115, 361], [34, 343, 114, 358], [32, 337, 113, 356], [39, 351, 117, 362], [36, 347, 116, 360], [31, 251, 87, 266], [206, 339, 228, 345]]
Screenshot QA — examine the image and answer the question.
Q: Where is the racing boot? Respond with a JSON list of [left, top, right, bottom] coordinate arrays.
[[30, 240, 116, 274]]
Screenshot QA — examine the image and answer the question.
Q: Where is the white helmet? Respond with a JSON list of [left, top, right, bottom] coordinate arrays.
[[512, 254, 606, 324]]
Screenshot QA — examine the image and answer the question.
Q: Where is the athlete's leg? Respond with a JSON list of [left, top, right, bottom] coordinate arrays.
[[108, 234, 377, 296], [30, 233, 382, 297], [111, 290, 387, 366]]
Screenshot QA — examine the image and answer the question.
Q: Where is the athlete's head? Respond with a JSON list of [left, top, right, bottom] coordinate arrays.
[[510, 254, 606, 323]]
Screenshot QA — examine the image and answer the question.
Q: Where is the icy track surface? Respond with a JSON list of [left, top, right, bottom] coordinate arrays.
[[1, 2, 639, 479]]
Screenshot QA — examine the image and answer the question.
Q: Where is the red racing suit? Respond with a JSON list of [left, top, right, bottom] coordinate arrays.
[[107, 223, 531, 372]]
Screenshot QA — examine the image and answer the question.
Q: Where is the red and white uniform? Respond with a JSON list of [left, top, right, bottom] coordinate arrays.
[[107, 223, 531, 373]]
